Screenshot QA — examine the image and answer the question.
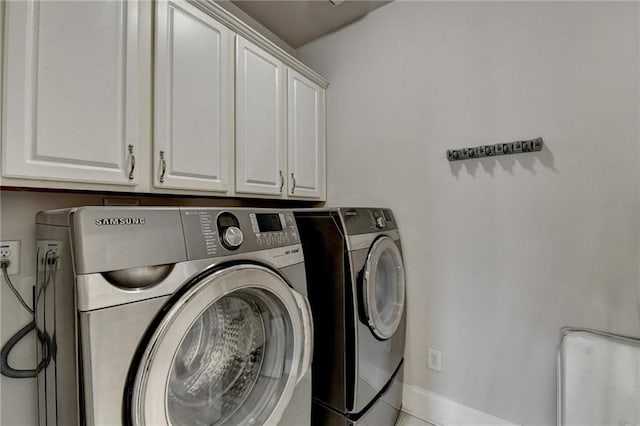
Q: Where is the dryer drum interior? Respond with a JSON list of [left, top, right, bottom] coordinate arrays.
[[130, 266, 305, 426], [167, 293, 279, 425]]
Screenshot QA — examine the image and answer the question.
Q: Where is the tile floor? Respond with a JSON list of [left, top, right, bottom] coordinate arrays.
[[396, 412, 434, 426]]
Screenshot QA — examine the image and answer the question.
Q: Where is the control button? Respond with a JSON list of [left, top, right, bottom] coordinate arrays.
[[223, 226, 244, 249], [286, 214, 295, 228], [249, 214, 259, 232]]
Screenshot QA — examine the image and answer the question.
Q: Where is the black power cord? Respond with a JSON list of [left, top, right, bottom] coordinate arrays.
[[1, 321, 51, 378], [1, 261, 33, 314], [0, 251, 55, 378]]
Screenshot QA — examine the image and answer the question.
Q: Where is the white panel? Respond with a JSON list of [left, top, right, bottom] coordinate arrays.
[[2, 0, 139, 185], [287, 69, 325, 199], [559, 330, 640, 426], [154, 0, 232, 192], [36, 1, 122, 165], [235, 36, 286, 196]]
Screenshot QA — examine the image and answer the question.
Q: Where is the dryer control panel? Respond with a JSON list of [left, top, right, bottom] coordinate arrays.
[[180, 208, 300, 260], [339, 207, 398, 235]]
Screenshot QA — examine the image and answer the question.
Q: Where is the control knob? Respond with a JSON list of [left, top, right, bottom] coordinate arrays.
[[223, 226, 244, 249], [375, 216, 386, 229]]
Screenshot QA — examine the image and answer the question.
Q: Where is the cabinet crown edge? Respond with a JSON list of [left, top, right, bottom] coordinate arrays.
[[192, 0, 329, 89]]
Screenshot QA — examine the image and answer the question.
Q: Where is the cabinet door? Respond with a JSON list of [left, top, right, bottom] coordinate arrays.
[[235, 36, 286, 196], [287, 69, 326, 200], [2, 0, 139, 185], [154, 0, 233, 192]]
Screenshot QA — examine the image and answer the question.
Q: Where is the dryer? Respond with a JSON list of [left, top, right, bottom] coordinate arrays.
[[35, 207, 313, 426], [295, 208, 406, 426]]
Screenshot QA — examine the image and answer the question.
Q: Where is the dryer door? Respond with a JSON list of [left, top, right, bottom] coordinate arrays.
[[127, 264, 312, 426], [362, 237, 406, 340]]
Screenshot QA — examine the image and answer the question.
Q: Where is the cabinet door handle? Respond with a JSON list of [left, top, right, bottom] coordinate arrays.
[[128, 145, 135, 180], [291, 173, 296, 194], [279, 170, 284, 193], [159, 151, 166, 183]]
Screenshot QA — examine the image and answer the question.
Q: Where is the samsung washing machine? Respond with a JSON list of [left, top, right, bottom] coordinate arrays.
[[35, 207, 313, 426], [294, 208, 406, 426]]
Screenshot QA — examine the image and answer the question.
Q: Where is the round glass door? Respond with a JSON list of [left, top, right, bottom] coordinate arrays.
[[362, 237, 406, 340], [130, 265, 306, 426]]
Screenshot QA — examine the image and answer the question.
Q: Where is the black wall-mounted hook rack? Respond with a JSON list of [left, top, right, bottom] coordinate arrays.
[[447, 137, 543, 161]]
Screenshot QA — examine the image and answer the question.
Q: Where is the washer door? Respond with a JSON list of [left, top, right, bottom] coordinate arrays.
[[129, 264, 311, 426], [362, 237, 406, 340]]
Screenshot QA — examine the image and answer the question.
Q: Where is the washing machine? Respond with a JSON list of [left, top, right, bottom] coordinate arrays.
[[294, 208, 406, 426], [35, 207, 313, 426]]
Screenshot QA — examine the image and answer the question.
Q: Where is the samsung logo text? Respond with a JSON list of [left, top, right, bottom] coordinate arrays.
[[95, 217, 146, 226]]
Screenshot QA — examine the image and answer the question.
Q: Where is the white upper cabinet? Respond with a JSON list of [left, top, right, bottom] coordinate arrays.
[[2, 0, 140, 186], [154, 0, 233, 192], [1, 1, 327, 199], [235, 37, 326, 200], [287, 69, 326, 199], [235, 36, 287, 197]]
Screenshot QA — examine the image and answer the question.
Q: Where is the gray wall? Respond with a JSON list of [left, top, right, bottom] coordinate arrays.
[[297, 2, 640, 424]]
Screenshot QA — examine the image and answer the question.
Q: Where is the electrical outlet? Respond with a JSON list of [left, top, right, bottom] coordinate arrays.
[[37, 241, 61, 271], [0, 241, 20, 275], [427, 347, 442, 372]]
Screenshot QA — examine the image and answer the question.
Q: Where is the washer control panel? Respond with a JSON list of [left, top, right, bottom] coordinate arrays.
[[181, 208, 300, 260], [249, 212, 298, 248]]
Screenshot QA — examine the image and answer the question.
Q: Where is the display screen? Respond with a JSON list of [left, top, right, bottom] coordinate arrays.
[[256, 214, 282, 232]]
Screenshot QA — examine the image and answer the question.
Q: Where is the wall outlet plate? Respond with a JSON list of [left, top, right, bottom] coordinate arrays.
[[37, 241, 61, 271], [428, 347, 442, 372], [0, 240, 20, 275]]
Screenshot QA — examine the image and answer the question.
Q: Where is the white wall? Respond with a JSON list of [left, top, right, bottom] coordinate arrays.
[[1, 192, 110, 426], [298, 2, 640, 425]]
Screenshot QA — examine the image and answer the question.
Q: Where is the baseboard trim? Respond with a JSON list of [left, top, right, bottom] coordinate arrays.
[[402, 383, 520, 426]]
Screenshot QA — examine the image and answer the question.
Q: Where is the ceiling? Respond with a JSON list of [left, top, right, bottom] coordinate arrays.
[[230, 0, 392, 48]]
